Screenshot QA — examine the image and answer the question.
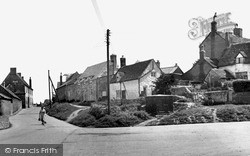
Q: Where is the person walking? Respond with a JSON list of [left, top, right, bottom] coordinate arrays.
[[39, 106, 47, 125]]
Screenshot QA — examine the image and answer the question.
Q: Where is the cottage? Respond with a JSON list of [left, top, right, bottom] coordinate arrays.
[[183, 13, 250, 83], [56, 72, 80, 102], [110, 59, 162, 100], [2, 68, 33, 108], [75, 54, 118, 102], [0, 85, 22, 115]]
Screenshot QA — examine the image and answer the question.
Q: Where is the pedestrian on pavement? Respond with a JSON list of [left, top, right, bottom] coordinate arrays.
[[39, 106, 47, 125]]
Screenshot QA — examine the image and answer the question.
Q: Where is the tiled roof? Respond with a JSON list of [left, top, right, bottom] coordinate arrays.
[[161, 66, 178, 74], [0, 85, 21, 100], [218, 42, 250, 66], [204, 57, 217, 68], [111, 59, 153, 83], [78, 61, 116, 81], [0, 93, 11, 100], [217, 32, 250, 44], [57, 72, 80, 89], [207, 69, 235, 79]]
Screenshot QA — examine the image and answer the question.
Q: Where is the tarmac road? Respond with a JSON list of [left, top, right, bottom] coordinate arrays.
[[1, 107, 250, 156]]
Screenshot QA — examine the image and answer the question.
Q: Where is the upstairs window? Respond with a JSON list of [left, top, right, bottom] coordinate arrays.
[[236, 52, 245, 64]]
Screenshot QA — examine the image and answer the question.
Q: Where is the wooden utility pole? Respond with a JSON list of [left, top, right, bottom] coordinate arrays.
[[48, 70, 51, 108], [106, 29, 110, 115]]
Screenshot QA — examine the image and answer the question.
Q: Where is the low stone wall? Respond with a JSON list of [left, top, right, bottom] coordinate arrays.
[[145, 95, 185, 116], [0, 116, 10, 130], [232, 92, 250, 104], [204, 90, 232, 104]]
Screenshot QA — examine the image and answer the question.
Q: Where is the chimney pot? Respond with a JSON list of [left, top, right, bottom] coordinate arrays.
[[120, 55, 126, 68], [200, 45, 206, 60], [234, 27, 243, 38], [60, 73, 63, 85]]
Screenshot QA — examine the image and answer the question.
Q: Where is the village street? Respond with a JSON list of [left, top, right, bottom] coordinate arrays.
[[1, 107, 250, 156]]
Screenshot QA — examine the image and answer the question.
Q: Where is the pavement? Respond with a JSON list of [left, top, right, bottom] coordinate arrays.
[[1, 107, 250, 156]]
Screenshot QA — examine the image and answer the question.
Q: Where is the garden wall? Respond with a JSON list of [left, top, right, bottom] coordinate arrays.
[[204, 90, 232, 104]]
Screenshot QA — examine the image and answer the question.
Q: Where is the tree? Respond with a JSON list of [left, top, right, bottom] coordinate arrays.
[[153, 74, 176, 94]]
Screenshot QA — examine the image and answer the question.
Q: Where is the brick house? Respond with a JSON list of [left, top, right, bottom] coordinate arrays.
[[1, 68, 32, 108], [183, 14, 250, 83], [110, 59, 162, 100], [0, 85, 22, 115]]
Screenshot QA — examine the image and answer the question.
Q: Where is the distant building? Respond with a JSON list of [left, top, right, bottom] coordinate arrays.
[[0, 85, 22, 115], [161, 63, 183, 75], [110, 59, 162, 100], [183, 15, 250, 83], [2, 68, 33, 108]]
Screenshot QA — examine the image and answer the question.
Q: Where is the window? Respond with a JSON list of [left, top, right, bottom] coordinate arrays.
[[236, 72, 248, 79], [151, 71, 156, 77], [236, 53, 245, 64], [116, 90, 126, 99]]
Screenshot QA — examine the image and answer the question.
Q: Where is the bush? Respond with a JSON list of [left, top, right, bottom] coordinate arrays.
[[216, 105, 250, 122], [94, 115, 119, 128], [120, 103, 140, 112], [69, 113, 96, 127], [89, 106, 105, 119], [133, 111, 152, 120], [233, 80, 250, 92], [46, 103, 79, 120]]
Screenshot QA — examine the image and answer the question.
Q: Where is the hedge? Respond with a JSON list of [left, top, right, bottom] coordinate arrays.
[[233, 80, 250, 92]]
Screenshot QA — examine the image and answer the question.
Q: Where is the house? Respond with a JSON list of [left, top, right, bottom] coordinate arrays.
[[75, 54, 118, 102], [0, 85, 22, 115], [183, 13, 250, 83], [56, 72, 80, 102], [161, 63, 183, 75], [110, 59, 162, 100], [204, 69, 235, 87], [2, 68, 33, 108]]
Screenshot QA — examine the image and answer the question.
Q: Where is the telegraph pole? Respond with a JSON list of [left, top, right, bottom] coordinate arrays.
[[48, 70, 51, 108], [106, 29, 110, 115]]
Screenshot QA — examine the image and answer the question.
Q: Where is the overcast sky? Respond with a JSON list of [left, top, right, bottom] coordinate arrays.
[[1, 0, 250, 103]]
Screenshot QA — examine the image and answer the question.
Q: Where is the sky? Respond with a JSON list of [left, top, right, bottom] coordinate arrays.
[[1, 0, 250, 103]]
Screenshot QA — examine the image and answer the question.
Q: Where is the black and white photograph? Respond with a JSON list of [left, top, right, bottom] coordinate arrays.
[[1, 0, 250, 155]]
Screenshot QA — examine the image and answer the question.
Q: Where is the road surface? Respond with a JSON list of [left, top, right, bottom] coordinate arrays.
[[1, 107, 250, 156]]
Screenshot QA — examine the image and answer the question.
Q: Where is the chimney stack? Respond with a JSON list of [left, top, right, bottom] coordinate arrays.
[[175, 63, 178, 67], [29, 77, 32, 88], [234, 24, 243, 38], [120, 55, 126, 68], [10, 68, 16, 75], [17, 73, 22, 77], [200, 45, 206, 60], [225, 32, 231, 47], [156, 60, 160, 68], [60, 73, 63, 85], [211, 13, 217, 33]]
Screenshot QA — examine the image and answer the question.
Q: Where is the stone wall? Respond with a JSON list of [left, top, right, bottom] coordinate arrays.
[[0, 116, 10, 130], [204, 90, 232, 104]]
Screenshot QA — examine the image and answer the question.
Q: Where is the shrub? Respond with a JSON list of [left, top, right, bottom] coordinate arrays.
[[94, 115, 119, 128], [115, 112, 141, 127], [145, 102, 157, 116], [120, 103, 140, 112], [133, 111, 152, 120], [69, 113, 96, 127], [89, 106, 105, 119], [233, 80, 250, 92], [46, 103, 79, 120]]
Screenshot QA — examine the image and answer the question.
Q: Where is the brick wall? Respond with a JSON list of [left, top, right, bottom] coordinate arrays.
[[0, 116, 10, 130]]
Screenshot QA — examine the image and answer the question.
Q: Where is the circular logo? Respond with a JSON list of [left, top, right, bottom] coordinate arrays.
[[5, 148, 11, 153]]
